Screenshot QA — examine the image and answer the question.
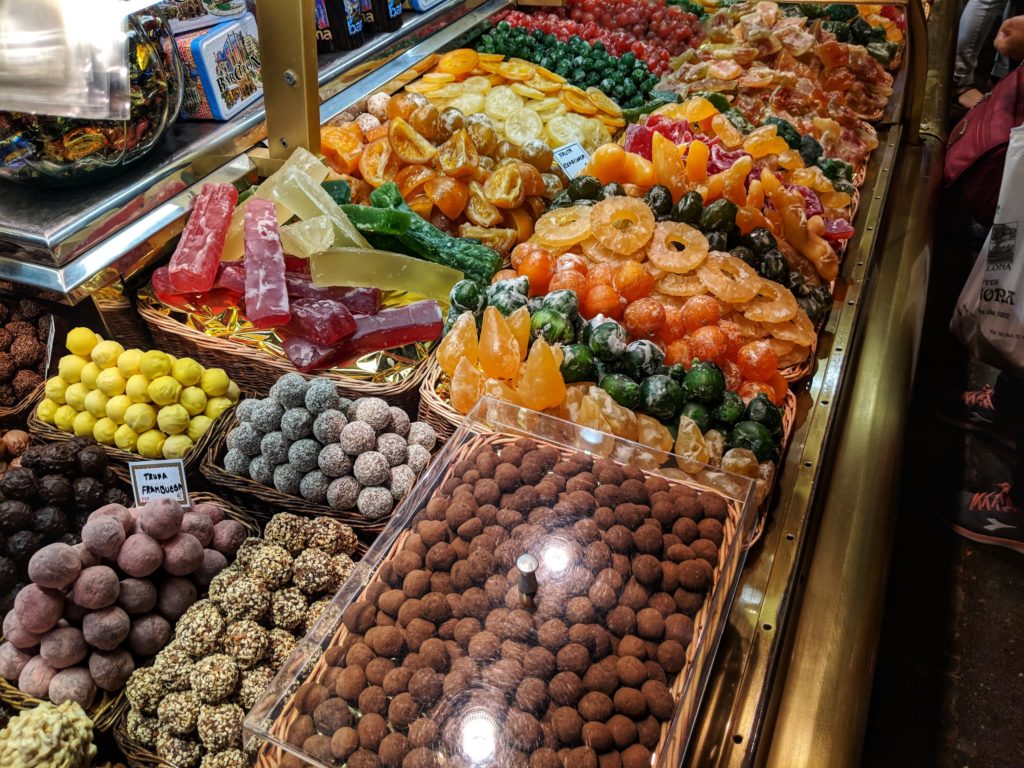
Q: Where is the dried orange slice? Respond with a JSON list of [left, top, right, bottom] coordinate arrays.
[[590, 197, 657, 256], [647, 222, 710, 273], [533, 206, 592, 248], [526, 76, 562, 94], [479, 60, 505, 75], [534, 65, 567, 83], [739, 279, 798, 322], [585, 87, 622, 117], [437, 49, 479, 76], [498, 61, 534, 81], [477, 52, 505, 62], [696, 253, 762, 303], [656, 274, 705, 297], [561, 89, 598, 115], [601, 115, 627, 129]]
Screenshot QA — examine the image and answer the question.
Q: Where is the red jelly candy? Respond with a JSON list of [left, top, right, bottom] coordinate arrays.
[[285, 299, 357, 346]]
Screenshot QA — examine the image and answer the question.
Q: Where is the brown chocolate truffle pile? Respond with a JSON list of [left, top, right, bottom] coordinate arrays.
[[277, 441, 731, 768]]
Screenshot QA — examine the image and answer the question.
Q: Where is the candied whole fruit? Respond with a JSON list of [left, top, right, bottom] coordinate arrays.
[[517, 248, 553, 297], [688, 325, 729, 365], [612, 262, 654, 302], [681, 295, 722, 333], [735, 340, 779, 382], [623, 299, 666, 339], [582, 284, 626, 320], [547, 270, 587, 297]]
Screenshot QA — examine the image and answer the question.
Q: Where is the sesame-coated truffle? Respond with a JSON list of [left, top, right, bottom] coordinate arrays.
[[305, 379, 341, 415], [243, 543, 293, 589], [270, 587, 306, 631], [155, 733, 201, 768], [281, 408, 314, 441], [289, 439, 322, 473], [158, 690, 200, 735], [197, 702, 243, 751], [223, 449, 250, 475], [267, 628, 296, 667], [388, 407, 411, 437], [341, 421, 377, 455], [177, 600, 225, 658], [354, 398, 391, 431], [219, 576, 270, 622], [308, 517, 357, 555], [318, 444, 352, 478], [271, 374, 310, 409], [264, 513, 309, 554], [239, 665, 275, 709], [407, 423, 436, 452], [190, 653, 239, 703], [260, 432, 290, 464], [354, 452, 390, 486], [222, 619, 268, 668], [313, 410, 347, 444], [300, 470, 330, 504], [247, 456, 274, 485], [389, 465, 417, 501], [330, 553, 355, 591], [126, 666, 164, 714], [201, 750, 247, 768], [406, 444, 431, 474], [273, 464, 302, 495], [126, 709, 160, 747], [327, 476, 361, 511], [293, 548, 333, 594], [227, 423, 263, 457], [358, 487, 394, 520], [250, 400, 285, 433], [153, 643, 194, 691]]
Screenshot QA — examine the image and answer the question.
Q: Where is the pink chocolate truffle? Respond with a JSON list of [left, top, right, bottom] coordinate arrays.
[[155, 577, 198, 622], [81, 515, 126, 560], [117, 533, 164, 578], [128, 614, 171, 656], [0, 641, 31, 681], [18, 655, 56, 699], [181, 512, 214, 547], [40, 626, 88, 669], [90, 503, 135, 535], [194, 550, 227, 587], [161, 533, 203, 576], [211, 520, 246, 557], [71, 566, 120, 610], [89, 648, 135, 692], [82, 606, 130, 652], [14, 585, 64, 634], [71, 543, 100, 569], [27, 543, 81, 590], [118, 578, 158, 615], [2, 611, 41, 650], [49, 667, 96, 708], [192, 502, 226, 524], [140, 498, 184, 541]]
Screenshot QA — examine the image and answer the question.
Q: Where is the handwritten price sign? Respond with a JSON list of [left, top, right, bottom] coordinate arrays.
[[128, 459, 190, 507]]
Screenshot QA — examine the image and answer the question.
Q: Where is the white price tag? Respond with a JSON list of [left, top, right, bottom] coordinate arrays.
[[553, 142, 592, 179], [129, 460, 190, 507]]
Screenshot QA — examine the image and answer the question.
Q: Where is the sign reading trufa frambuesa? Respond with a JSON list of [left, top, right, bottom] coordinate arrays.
[[129, 459, 190, 507]]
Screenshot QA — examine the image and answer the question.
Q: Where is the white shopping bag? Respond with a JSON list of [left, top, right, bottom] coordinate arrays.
[[951, 125, 1024, 377]]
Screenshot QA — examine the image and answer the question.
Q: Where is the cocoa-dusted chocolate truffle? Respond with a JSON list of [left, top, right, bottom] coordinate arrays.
[[296, 682, 330, 714], [313, 697, 352, 733], [608, 714, 637, 749], [556, 643, 590, 676], [331, 727, 359, 760], [382, 666, 412, 697], [664, 613, 694, 647], [515, 676, 548, 715], [564, 597, 596, 625], [676, 560, 709, 592], [606, 606, 636, 637], [366, 625, 404, 657], [336, 665, 367, 701], [656, 639, 685, 674], [348, 749, 382, 768], [567, 746, 598, 768], [408, 717, 438, 749], [636, 608, 665, 641], [579, 691, 614, 722], [468, 631, 499, 661], [523, 646, 556, 680], [358, 712, 389, 751], [613, 687, 647, 718], [582, 659, 618, 696], [549, 671, 583, 706], [551, 706, 583, 746], [582, 721, 613, 753], [614, 655, 646, 688], [377, 731, 409, 768], [365, 657, 395, 686], [388, 691, 419, 728], [641, 678, 675, 720], [359, 685, 388, 716], [407, 667, 442, 707], [537, 619, 569, 651]]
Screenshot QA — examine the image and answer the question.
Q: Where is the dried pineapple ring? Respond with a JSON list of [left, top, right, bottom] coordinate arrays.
[[766, 310, 816, 347], [485, 86, 524, 120], [766, 338, 795, 357], [647, 221, 709, 273], [580, 237, 639, 265], [462, 76, 493, 93], [590, 197, 657, 256], [511, 83, 546, 99], [449, 93, 486, 116], [585, 87, 623, 117], [779, 347, 812, 367], [545, 115, 586, 147], [697, 253, 762, 303], [504, 110, 543, 145], [533, 206, 593, 248], [656, 274, 706, 297], [739, 279, 798, 322], [498, 61, 534, 81]]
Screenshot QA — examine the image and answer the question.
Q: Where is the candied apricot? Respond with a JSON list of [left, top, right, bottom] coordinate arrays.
[[547, 269, 588, 297], [686, 140, 709, 183], [622, 152, 657, 188], [518, 248, 554, 296], [681, 295, 721, 333], [665, 338, 694, 367], [652, 132, 687, 200], [581, 284, 626, 319], [585, 144, 626, 185], [689, 325, 729, 364], [613, 262, 655, 302], [623, 298, 666, 338], [424, 176, 468, 220], [736, 340, 780, 382]]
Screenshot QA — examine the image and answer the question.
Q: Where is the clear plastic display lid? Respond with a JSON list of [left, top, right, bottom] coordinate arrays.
[[246, 398, 757, 768]]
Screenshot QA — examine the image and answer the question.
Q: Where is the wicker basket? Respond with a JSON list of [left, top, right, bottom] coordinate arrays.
[[0, 384, 44, 429], [27, 406, 235, 484], [199, 416, 394, 540], [137, 302, 431, 409]]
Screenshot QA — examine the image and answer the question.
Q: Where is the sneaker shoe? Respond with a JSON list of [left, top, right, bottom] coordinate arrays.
[[939, 385, 1016, 448], [954, 483, 1024, 553]]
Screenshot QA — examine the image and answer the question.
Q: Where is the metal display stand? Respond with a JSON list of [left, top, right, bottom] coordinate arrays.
[[0, 0, 950, 764]]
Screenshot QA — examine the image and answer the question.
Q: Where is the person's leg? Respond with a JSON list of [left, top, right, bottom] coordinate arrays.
[[993, 372, 1024, 506], [955, 0, 1010, 104]]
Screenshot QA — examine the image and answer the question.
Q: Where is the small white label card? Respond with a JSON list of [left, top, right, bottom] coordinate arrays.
[[553, 142, 592, 179], [129, 459, 190, 507]]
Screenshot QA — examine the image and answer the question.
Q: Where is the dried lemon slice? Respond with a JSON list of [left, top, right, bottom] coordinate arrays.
[[528, 98, 568, 119], [498, 61, 534, 81], [429, 83, 466, 99], [423, 72, 456, 83], [504, 110, 544, 145], [511, 83, 546, 100], [405, 80, 443, 94], [462, 76, 492, 93], [545, 115, 586, 147], [449, 93, 486, 116], [585, 86, 622, 117], [485, 86, 525, 120]]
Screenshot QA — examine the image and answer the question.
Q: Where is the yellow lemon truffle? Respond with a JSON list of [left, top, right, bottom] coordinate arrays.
[[66, 327, 99, 357], [171, 357, 204, 387], [225, 380, 241, 404], [64, 383, 89, 412], [90, 340, 125, 369], [92, 417, 118, 445], [139, 350, 172, 379], [117, 349, 144, 378], [114, 425, 139, 452], [57, 355, 88, 384], [36, 398, 59, 424], [54, 405, 78, 432], [105, 395, 131, 425], [148, 376, 182, 407], [84, 390, 110, 419], [72, 411, 97, 437], [187, 415, 213, 443], [124, 403, 157, 433], [179, 387, 207, 417], [162, 434, 194, 459], [80, 362, 101, 390], [137, 430, 166, 459], [205, 397, 233, 420], [96, 368, 127, 397], [200, 368, 230, 397], [45, 377, 67, 405], [126, 375, 151, 404], [157, 404, 190, 435]]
